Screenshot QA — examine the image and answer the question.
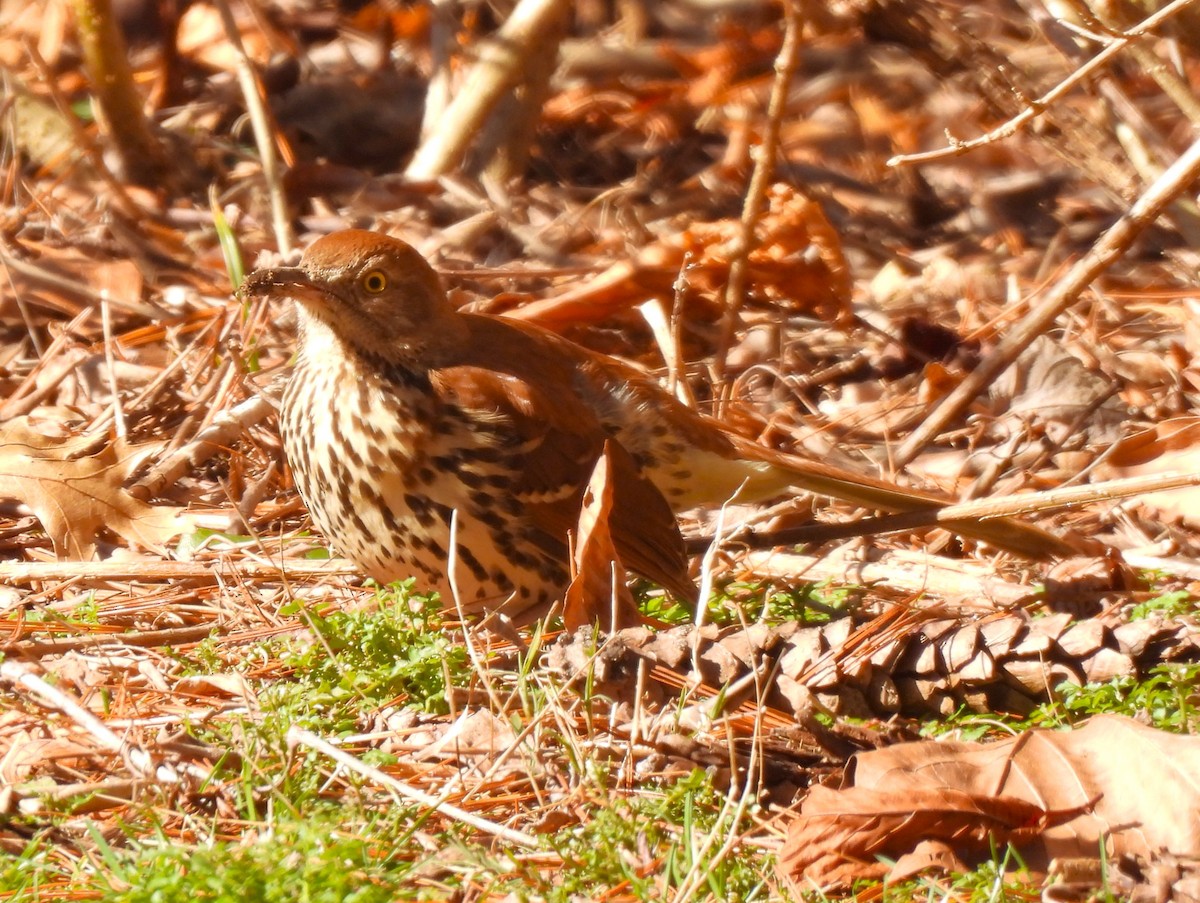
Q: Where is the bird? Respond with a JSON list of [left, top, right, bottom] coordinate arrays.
[[242, 230, 1078, 619]]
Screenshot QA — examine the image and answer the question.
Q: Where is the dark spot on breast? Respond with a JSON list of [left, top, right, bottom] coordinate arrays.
[[459, 469, 485, 489], [378, 501, 403, 535], [507, 549, 540, 571], [475, 507, 508, 531], [455, 544, 490, 583], [404, 493, 438, 528]]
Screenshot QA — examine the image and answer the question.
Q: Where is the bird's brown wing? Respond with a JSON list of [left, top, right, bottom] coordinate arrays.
[[430, 364, 696, 603]]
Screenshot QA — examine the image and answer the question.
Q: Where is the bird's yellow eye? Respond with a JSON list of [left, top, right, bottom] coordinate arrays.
[[362, 270, 388, 293]]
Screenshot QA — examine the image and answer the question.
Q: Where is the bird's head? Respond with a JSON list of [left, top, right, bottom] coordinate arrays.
[[241, 230, 462, 359]]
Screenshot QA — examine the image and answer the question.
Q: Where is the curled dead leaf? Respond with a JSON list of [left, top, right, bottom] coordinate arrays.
[[563, 440, 639, 631], [779, 715, 1200, 893], [0, 416, 193, 559]]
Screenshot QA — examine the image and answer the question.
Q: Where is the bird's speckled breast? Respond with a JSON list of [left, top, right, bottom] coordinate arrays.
[[280, 332, 569, 615]]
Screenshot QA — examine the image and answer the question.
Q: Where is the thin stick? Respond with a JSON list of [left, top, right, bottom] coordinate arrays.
[[288, 726, 540, 848], [888, 0, 1198, 167], [0, 557, 361, 583], [1, 659, 210, 783], [133, 394, 275, 499], [99, 296, 126, 437], [0, 250, 162, 318], [894, 129, 1200, 466], [213, 0, 292, 255], [420, 0, 458, 143], [405, 0, 572, 180], [712, 0, 802, 398], [3, 624, 217, 655], [736, 470, 1200, 550]]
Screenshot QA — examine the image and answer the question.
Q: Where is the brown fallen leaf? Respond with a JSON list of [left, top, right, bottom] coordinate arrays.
[[781, 784, 1074, 889], [563, 440, 640, 632], [1100, 416, 1200, 527], [779, 715, 1200, 893], [0, 416, 192, 559], [503, 184, 851, 331]]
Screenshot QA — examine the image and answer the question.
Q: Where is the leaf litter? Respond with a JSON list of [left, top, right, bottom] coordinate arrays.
[[3, 0, 1200, 899], [0, 416, 192, 558]]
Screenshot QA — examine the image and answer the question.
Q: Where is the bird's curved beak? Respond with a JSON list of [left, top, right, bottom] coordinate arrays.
[[238, 267, 328, 307]]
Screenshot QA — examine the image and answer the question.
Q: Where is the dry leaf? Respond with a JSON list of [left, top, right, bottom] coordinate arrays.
[[503, 183, 850, 330], [0, 416, 192, 559], [779, 715, 1200, 893], [563, 442, 639, 631], [1101, 417, 1200, 526], [990, 335, 1126, 447], [781, 784, 1069, 888]]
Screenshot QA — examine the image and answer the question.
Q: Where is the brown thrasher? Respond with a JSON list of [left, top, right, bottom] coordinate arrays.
[[243, 230, 1075, 617]]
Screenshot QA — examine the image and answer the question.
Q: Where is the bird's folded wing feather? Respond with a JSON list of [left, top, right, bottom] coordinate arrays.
[[430, 365, 696, 602]]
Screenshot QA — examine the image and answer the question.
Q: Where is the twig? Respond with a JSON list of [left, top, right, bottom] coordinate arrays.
[[20, 40, 145, 220], [893, 129, 1200, 466], [712, 0, 802, 398], [888, 0, 1199, 167], [0, 345, 94, 421], [0, 250, 162, 318], [742, 547, 1037, 607], [405, 0, 572, 180], [734, 471, 1200, 550], [99, 296, 126, 437], [0, 659, 211, 784], [132, 394, 275, 499], [68, 0, 171, 185], [420, 0, 458, 143], [1019, 0, 1200, 242], [639, 296, 693, 406], [213, 0, 292, 256], [2, 624, 217, 656], [0, 557, 361, 583], [288, 726, 540, 848]]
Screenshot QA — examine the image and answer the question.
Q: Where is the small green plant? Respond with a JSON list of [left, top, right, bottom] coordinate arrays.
[[927, 663, 1200, 740], [210, 185, 245, 289], [1, 825, 79, 900], [1129, 589, 1196, 620], [84, 805, 419, 902], [70, 591, 101, 625], [1051, 663, 1200, 732], [879, 838, 1037, 903], [920, 708, 1028, 741], [183, 635, 226, 674], [265, 581, 471, 733], [639, 578, 858, 626], [488, 769, 776, 902]]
